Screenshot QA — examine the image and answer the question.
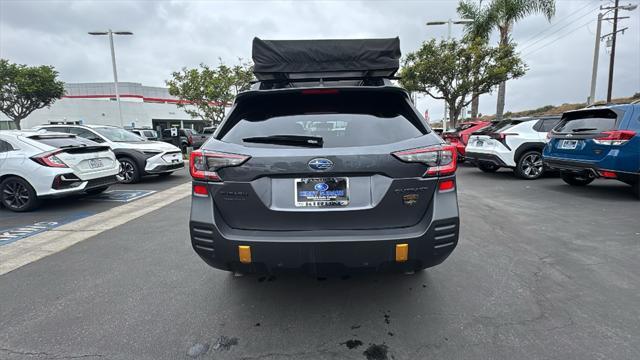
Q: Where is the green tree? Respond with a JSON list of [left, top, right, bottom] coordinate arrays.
[[0, 59, 65, 130], [483, 0, 556, 120], [400, 38, 526, 127], [166, 60, 254, 127]]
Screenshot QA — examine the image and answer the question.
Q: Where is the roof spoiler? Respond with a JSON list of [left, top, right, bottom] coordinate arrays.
[[252, 37, 401, 88]]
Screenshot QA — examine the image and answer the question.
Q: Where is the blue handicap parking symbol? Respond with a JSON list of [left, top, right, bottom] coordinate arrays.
[[86, 190, 156, 203]]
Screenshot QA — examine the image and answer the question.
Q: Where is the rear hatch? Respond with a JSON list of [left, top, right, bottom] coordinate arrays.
[[547, 108, 625, 162], [27, 135, 117, 179], [196, 88, 453, 231], [467, 119, 524, 150]]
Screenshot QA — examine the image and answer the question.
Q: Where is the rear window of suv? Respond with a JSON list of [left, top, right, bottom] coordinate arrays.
[[554, 109, 619, 133], [219, 90, 426, 148]]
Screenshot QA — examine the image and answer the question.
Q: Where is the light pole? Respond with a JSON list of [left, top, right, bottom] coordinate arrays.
[[89, 30, 133, 128], [426, 18, 474, 131]]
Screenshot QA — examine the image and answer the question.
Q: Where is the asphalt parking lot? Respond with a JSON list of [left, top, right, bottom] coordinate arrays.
[[1, 165, 639, 360], [0, 169, 190, 244]]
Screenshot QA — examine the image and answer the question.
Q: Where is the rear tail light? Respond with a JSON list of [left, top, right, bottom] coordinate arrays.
[[188, 135, 193, 144], [490, 132, 518, 141], [31, 150, 68, 168], [392, 145, 457, 177], [593, 130, 636, 145], [189, 150, 250, 181]]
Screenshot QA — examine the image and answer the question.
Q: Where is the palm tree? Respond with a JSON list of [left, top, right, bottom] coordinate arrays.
[[488, 0, 556, 120], [457, 0, 494, 120]]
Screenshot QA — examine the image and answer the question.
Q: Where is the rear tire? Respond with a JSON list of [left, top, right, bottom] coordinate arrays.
[[0, 177, 41, 212], [118, 157, 141, 184], [515, 151, 544, 180], [85, 186, 109, 195], [561, 172, 594, 186], [478, 162, 499, 173]]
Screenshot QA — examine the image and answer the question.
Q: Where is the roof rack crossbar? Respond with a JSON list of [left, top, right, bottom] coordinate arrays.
[[252, 75, 401, 85]]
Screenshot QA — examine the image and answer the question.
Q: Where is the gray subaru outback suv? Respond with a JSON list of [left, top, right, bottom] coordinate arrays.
[[189, 38, 459, 274]]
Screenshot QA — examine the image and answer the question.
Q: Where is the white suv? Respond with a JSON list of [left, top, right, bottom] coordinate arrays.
[[465, 117, 561, 179], [0, 131, 120, 211], [34, 125, 184, 184]]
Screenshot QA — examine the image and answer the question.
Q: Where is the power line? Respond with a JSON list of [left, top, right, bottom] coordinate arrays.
[[522, 17, 595, 56], [519, 2, 602, 52], [518, 0, 600, 48]]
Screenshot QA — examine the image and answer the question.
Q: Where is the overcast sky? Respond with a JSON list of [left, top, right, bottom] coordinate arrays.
[[1, 0, 639, 120]]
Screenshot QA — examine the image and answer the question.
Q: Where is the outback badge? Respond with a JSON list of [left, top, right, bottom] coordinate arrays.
[[402, 193, 419, 206]]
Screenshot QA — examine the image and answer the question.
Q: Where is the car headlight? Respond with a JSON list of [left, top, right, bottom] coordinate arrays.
[[142, 150, 162, 158]]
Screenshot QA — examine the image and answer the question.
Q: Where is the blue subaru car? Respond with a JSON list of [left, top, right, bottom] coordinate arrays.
[[543, 103, 640, 198]]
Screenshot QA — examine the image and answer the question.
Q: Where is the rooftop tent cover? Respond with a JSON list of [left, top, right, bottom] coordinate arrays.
[[252, 37, 401, 81]]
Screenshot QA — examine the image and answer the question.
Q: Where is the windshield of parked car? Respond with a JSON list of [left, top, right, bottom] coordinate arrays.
[[453, 123, 476, 132], [94, 127, 145, 142]]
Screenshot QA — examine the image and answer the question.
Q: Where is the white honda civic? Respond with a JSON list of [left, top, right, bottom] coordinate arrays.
[[0, 130, 121, 212]]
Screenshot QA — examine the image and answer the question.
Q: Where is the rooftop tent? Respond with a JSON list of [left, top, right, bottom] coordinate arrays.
[[251, 37, 401, 83]]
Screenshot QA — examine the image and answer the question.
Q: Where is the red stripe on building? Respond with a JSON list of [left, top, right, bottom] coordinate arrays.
[[62, 94, 225, 106]]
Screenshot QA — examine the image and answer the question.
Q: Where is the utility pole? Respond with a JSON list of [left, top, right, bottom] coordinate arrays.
[[606, 0, 620, 103], [588, 13, 603, 105], [589, 2, 636, 105]]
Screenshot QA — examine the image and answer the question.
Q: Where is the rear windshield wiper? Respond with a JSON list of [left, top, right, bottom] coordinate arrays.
[[242, 135, 324, 148], [571, 128, 598, 132]]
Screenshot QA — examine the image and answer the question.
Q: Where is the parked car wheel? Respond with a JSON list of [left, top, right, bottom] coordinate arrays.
[[515, 151, 544, 180], [561, 172, 595, 186], [478, 162, 499, 173], [0, 176, 41, 212], [118, 158, 141, 184], [85, 186, 110, 195]]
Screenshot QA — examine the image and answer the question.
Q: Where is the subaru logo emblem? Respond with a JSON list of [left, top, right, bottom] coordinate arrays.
[[308, 158, 333, 171], [314, 183, 329, 192]]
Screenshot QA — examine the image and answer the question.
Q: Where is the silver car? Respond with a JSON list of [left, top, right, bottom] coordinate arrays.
[[188, 85, 460, 274]]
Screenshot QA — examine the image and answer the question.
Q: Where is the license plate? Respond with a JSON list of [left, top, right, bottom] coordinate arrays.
[[560, 139, 578, 149], [476, 140, 484, 147], [88, 159, 104, 169], [295, 177, 349, 207]]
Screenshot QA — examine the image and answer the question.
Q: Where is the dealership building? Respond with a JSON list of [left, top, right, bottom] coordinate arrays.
[[1, 82, 206, 132]]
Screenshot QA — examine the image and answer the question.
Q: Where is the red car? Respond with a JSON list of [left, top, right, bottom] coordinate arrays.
[[442, 121, 491, 161]]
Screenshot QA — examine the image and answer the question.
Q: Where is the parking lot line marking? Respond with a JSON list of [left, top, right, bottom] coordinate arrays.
[[0, 182, 191, 276], [0, 212, 94, 246]]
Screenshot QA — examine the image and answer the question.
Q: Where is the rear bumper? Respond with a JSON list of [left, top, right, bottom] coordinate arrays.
[[39, 175, 119, 198], [465, 151, 509, 167], [146, 162, 184, 174], [190, 218, 459, 274], [189, 178, 460, 274], [543, 157, 598, 175], [544, 157, 639, 184]]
